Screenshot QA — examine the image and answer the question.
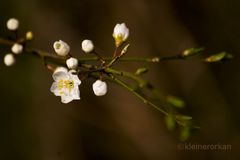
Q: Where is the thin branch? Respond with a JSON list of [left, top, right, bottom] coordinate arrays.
[[104, 68, 146, 86], [0, 38, 203, 64], [109, 74, 169, 116]]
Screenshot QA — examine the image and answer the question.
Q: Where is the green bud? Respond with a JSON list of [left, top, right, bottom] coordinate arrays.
[[180, 126, 190, 141], [165, 115, 176, 131], [167, 95, 185, 108], [182, 47, 204, 57], [135, 67, 148, 75], [205, 52, 233, 62]]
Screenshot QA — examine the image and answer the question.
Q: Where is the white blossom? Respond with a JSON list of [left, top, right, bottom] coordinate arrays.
[[81, 39, 94, 53], [53, 40, 70, 56], [54, 66, 68, 74], [92, 80, 107, 96], [11, 43, 23, 54], [6, 18, 19, 31], [66, 57, 78, 69], [4, 53, 15, 66], [113, 23, 129, 47], [51, 70, 81, 104]]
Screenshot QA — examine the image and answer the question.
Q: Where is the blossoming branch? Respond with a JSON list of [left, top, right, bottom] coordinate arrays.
[[0, 18, 233, 141]]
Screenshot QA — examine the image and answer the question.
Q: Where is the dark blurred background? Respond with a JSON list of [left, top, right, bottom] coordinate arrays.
[[0, 0, 240, 159]]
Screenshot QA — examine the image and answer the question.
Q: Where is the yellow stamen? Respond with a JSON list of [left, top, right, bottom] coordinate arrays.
[[57, 79, 74, 93]]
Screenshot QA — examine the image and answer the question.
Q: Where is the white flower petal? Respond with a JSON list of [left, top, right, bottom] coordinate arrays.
[[54, 66, 68, 74], [50, 82, 57, 92], [113, 24, 121, 35], [71, 74, 81, 85], [52, 71, 69, 81], [123, 28, 129, 41], [51, 82, 65, 97], [72, 87, 80, 99], [61, 95, 73, 104]]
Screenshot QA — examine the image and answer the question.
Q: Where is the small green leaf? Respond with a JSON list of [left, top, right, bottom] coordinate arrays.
[[167, 96, 186, 108], [165, 115, 176, 131], [135, 67, 149, 75], [180, 127, 190, 141], [175, 115, 192, 121], [182, 47, 204, 57]]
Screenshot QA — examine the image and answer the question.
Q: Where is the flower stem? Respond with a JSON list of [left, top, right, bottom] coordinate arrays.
[[105, 67, 146, 86], [109, 74, 169, 116]]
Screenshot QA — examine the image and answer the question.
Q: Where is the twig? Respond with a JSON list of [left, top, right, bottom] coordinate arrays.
[[109, 74, 169, 116]]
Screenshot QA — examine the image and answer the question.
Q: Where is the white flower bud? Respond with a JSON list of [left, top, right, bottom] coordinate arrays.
[[4, 53, 15, 66], [53, 40, 70, 56], [11, 43, 23, 54], [6, 18, 19, 31], [66, 57, 78, 69], [92, 80, 107, 96], [81, 40, 94, 53], [113, 23, 129, 47], [54, 66, 68, 74]]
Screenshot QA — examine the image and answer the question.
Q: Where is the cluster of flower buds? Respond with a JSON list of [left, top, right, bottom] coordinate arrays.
[[49, 23, 129, 103], [50, 22, 129, 103], [51, 41, 100, 103], [2, 18, 129, 103], [3, 18, 33, 66]]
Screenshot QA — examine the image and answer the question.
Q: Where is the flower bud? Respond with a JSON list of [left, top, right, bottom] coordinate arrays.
[[92, 80, 107, 96], [53, 40, 70, 56], [6, 18, 19, 31], [4, 53, 15, 66], [135, 67, 148, 75], [54, 66, 68, 74], [25, 31, 33, 40], [181, 47, 204, 57], [113, 23, 129, 47], [11, 43, 23, 54], [205, 52, 232, 63], [66, 57, 78, 69], [81, 40, 94, 53]]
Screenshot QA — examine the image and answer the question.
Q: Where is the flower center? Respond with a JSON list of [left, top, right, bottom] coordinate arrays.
[[57, 79, 74, 92], [55, 43, 61, 49]]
